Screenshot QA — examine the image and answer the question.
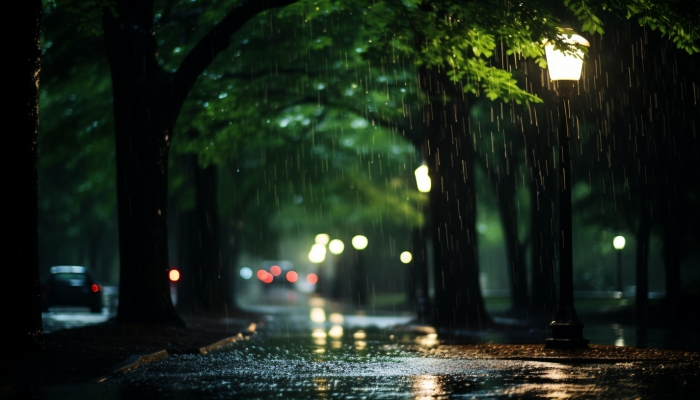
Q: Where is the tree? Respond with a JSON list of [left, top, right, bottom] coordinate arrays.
[[47, 0, 697, 328], [4, 0, 43, 352], [99, 0, 298, 326], [38, 6, 118, 283], [167, 4, 424, 314], [573, 19, 700, 329]]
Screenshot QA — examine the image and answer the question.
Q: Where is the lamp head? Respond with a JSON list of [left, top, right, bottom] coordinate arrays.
[[544, 27, 589, 81], [613, 236, 626, 250], [414, 165, 431, 193]]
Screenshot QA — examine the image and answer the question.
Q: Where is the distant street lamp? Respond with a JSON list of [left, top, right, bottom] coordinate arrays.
[[613, 236, 626, 293], [328, 239, 345, 255], [351, 235, 368, 250], [414, 165, 431, 193], [544, 27, 590, 349], [351, 235, 368, 308]]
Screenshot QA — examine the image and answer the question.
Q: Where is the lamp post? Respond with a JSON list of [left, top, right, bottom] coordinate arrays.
[[412, 165, 431, 320], [351, 235, 368, 309], [544, 27, 590, 349], [613, 236, 626, 293]]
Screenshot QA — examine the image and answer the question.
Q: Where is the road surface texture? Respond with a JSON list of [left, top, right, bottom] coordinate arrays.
[[4, 308, 698, 399]]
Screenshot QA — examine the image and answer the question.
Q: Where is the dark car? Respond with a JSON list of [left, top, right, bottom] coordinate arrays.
[[42, 266, 103, 313]]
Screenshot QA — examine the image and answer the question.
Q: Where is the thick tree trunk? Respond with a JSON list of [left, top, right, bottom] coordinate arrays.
[[103, 1, 183, 326], [420, 66, 488, 329], [4, 0, 43, 352], [101, 0, 296, 326]]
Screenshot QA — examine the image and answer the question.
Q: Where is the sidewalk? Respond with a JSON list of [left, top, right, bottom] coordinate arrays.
[[0, 316, 258, 392]]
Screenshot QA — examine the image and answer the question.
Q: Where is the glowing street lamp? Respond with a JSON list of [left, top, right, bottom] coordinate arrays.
[[315, 233, 330, 246], [544, 29, 589, 81], [328, 239, 345, 255], [351, 235, 368, 308], [351, 235, 368, 250], [308, 243, 327, 263], [613, 236, 626, 293], [544, 27, 590, 349], [414, 165, 431, 193]]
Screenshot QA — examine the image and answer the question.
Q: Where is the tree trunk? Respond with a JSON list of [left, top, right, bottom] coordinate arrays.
[[494, 173, 529, 313], [101, 0, 296, 326], [420, 66, 488, 329], [635, 208, 652, 343], [662, 196, 681, 322], [193, 162, 227, 314], [409, 226, 430, 322], [4, 0, 43, 352], [528, 120, 558, 321], [103, 1, 183, 326]]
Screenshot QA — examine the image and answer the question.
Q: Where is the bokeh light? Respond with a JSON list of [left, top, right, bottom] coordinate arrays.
[[351, 235, 368, 250], [240, 267, 253, 279], [307, 273, 318, 284], [310, 307, 326, 323], [168, 269, 180, 282], [328, 325, 343, 339], [315, 233, 330, 245], [286, 270, 298, 283], [328, 239, 345, 254], [414, 165, 431, 193], [613, 236, 626, 250], [308, 244, 327, 263]]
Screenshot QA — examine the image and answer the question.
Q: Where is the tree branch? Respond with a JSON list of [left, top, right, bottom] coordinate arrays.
[[174, 0, 298, 108], [218, 68, 310, 81]]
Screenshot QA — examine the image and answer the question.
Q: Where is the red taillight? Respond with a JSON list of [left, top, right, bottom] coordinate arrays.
[[169, 269, 180, 282], [91, 284, 99, 293], [257, 269, 268, 281], [286, 271, 298, 283], [306, 273, 318, 285]]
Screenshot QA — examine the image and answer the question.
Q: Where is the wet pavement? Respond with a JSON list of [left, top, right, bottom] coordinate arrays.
[[41, 307, 114, 334], [36, 312, 698, 399], [33, 295, 700, 399]]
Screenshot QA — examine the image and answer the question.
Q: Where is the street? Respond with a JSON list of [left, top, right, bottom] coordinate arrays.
[[37, 303, 699, 399]]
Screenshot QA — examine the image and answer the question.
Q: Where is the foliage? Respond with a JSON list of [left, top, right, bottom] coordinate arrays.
[[45, 0, 117, 36], [572, 0, 700, 53], [164, 3, 426, 236], [39, 5, 118, 277]]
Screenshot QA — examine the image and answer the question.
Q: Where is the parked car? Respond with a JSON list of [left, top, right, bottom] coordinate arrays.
[[41, 266, 103, 313]]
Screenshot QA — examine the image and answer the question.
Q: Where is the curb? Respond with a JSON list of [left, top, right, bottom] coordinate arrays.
[[504, 356, 697, 364], [95, 349, 170, 382], [198, 332, 245, 355], [96, 332, 249, 383]]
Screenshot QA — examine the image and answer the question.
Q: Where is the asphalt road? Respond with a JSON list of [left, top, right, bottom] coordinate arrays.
[[38, 310, 699, 399], [43, 330, 698, 399], [42, 307, 114, 333]]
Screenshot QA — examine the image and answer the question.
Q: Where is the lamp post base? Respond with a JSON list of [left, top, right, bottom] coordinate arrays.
[[545, 320, 589, 349]]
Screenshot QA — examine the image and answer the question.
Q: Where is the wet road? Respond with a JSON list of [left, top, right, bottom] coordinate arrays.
[[42, 307, 114, 333], [62, 316, 693, 400], [39, 299, 699, 399]]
